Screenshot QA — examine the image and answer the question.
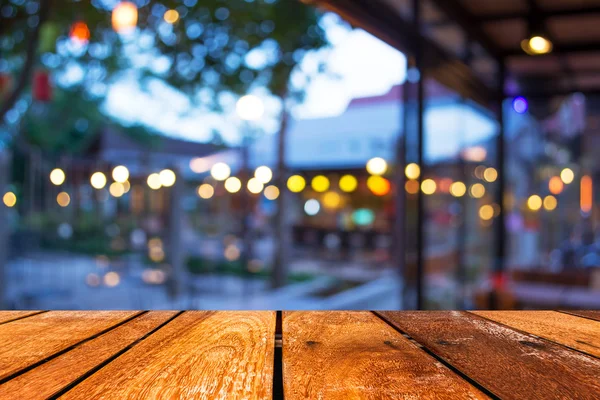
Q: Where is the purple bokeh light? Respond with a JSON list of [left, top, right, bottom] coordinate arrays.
[[512, 96, 528, 114]]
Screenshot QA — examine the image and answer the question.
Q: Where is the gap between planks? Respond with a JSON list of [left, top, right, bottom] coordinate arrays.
[[0, 310, 48, 326], [0, 311, 147, 385], [371, 311, 501, 400]]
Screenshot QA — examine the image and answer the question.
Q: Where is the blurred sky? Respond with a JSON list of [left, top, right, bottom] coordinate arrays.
[[103, 13, 407, 145]]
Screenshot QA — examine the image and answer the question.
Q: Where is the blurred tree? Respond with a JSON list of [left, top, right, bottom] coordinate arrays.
[[1, 0, 332, 288]]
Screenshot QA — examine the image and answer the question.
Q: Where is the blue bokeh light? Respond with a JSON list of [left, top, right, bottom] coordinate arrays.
[[512, 96, 528, 114]]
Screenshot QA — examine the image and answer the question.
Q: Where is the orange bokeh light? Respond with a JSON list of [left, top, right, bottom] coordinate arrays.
[[69, 21, 90, 44], [548, 176, 564, 195], [367, 176, 391, 196], [581, 175, 593, 213]]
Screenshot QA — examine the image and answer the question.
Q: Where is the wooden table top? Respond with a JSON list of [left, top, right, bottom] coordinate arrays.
[[0, 310, 599, 399]]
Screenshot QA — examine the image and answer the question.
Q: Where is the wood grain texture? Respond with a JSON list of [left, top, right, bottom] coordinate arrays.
[[61, 311, 275, 400], [472, 310, 600, 358], [0, 311, 177, 400], [563, 310, 600, 322], [0, 311, 138, 381], [378, 311, 600, 400], [0, 311, 43, 325], [283, 311, 488, 399]]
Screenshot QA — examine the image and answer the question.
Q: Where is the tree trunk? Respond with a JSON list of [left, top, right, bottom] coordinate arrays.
[[271, 108, 290, 289]]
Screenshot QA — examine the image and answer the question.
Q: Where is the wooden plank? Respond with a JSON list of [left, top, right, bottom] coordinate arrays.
[[282, 311, 488, 399], [378, 311, 600, 399], [563, 310, 600, 322], [0, 311, 177, 400], [0, 311, 139, 381], [61, 311, 275, 400], [0, 311, 43, 325], [472, 310, 600, 358]]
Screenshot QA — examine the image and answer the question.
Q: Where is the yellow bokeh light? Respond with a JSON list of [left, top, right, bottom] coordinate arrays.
[[543, 195, 557, 211], [367, 176, 391, 196], [450, 181, 466, 197], [287, 175, 306, 193], [123, 180, 131, 193], [224, 177, 242, 193], [109, 182, 125, 198], [470, 183, 485, 198], [90, 172, 107, 189], [264, 185, 279, 200], [159, 169, 176, 187], [112, 1, 138, 33], [421, 179, 436, 195], [524, 35, 553, 55], [366, 157, 388, 176], [50, 168, 66, 186], [560, 168, 574, 184], [405, 180, 419, 194], [479, 204, 494, 221], [247, 177, 264, 194], [112, 165, 129, 183], [147, 173, 162, 190], [210, 162, 231, 181], [198, 184, 214, 199], [3, 192, 16, 208], [339, 175, 357, 193], [527, 195, 543, 211], [57, 192, 70, 207], [311, 175, 330, 193], [405, 163, 420, 180], [163, 9, 179, 24], [322, 191, 342, 209], [483, 167, 498, 183]]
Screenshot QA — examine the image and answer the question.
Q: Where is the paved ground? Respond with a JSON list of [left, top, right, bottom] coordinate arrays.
[[4, 252, 402, 310]]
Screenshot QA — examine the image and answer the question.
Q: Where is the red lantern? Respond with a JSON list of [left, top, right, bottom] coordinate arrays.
[[33, 70, 52, 102], [69, 21, 90, 44]]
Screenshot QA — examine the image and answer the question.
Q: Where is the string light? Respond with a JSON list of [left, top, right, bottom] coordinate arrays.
[[527, 195, 542, 211], [224, 177, 242, 193], [57, 192, 70, 207], [50, 168, 66, 186], [69, 21, 90, 44], [366, 157, 387, 176], [479, 205, 494, 220], [159, 169, 176, 187], [247, 177, 264, 194], [560, 168, 574, 184], [287, 175, 306, 193], [211, 162, 231, 181], [322, 191, 341, 209], [548, 176, 564, 195], [3, 192, 16, 207], [405, 163, 420, 180], [367, 176, 391, 196], [470, 183, 485, 198], [543, 195, 557, 211], [163, 9, 179, 24], [339, 175, 357, 193], [147, 173, 161, 190], [421, 179, 436, 195], [109, 182, 125, 198], [90, 172, 107, 189], [264, 185, 279, 200], [112, 1, 138, 33], [450, 181, 466, 197], [483, 167, 498, 183], [112, 166, 129, 183], [311, 175, 330, 193], [254, 166, 273, 184], [198, 184, 214, 199]]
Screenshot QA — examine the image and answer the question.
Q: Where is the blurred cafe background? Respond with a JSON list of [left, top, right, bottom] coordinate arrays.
[[1, 0, 600, 310]]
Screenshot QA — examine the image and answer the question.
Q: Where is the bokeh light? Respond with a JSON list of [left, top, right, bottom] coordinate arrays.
[[254, 166, 273, 184], [109, 182, 125, 198], [483, 167, 498, 183], [57, 192, 70, 207], [247, 177, 264, 194], [366, 157, 387, 176], [163, 9, 179, 24], [210, 162, 231, 181], [159, 169, 176, 187], [339, 175, 357, 193], [104, 271, 120, 287], [548, 176, 564, 195], [311, 175, 330, 193], [405, 163, 420, 180], [224, 177, 242, 193], [512, 96, 528, 114], [421, 179, 436, 195], [479, 205, 494, 220], [264, 185, 279, 200], [304, 199, 320, 216], [112, 165, 129, 183], [543, 195, 558, 211], [287, 175, 306, 193], [405, 180, 419, 194], [322, 191, 341, 209], [3, 192, 16, 208], [527, 195, 542, 211], [50, 168, 66, 186], [69, 21, 90, 44], [450, 181, 466, 197], [470, 183, 485, 198], [352, 209, 375, 226], [90, 172, 107, 189], [147, 173, 162, 190], [367, 176, 391, 196], [112, 1, 138, 33], [198, 184, 214, 199], [560, 168, 574, 184], [236, 95, 265, 121]]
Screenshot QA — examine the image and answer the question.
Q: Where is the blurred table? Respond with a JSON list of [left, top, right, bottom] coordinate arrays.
[[0, 310, 599, 399]]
